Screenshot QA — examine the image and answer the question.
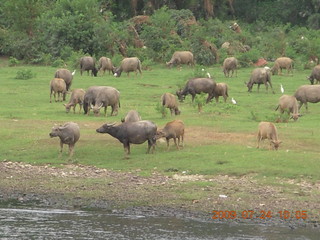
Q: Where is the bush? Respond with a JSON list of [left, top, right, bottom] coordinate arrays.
[[236, 49, 261, 67], [51, 58, 65, 68], [9, 57, 19, 66], [15, 69, 36, 80]]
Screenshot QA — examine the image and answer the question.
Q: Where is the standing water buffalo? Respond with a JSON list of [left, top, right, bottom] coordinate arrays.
[[63, 88, 85, 114], [98, 57, 115, 75], [96, 120, 157, 157], [166, 51, 194, 68], [114, 57, 142, 77], [161, 93, 181, 116], [271, 57, 294, 75], [176, 78, 217, 103], [308, 65, 320, 85], [223, 57, 238, 77], [246, 67, 274, 93], [49, 122, 80, 157], [121, 110, 142, 123], [54, 68, 73, 94], [89, 86, 120, 116], [156, 120, 185, 150], [80, 56, 98, 76], [257, 121, 281, 150], [50, 78, 67, 103], [275, 95, 301, 121], [294, 85, 320, 110], [213, 83, 229, 103]]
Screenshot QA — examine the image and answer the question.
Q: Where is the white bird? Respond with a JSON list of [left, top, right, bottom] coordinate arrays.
[[231, 97, 237, 105], [72, 70, 76, 76], [201, 68, 205, 71], [280, 84, 284, 94], [206, 72, 211, 78]]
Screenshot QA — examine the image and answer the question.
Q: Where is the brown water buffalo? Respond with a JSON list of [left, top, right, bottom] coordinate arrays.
[[308, 65, 320, 85], [54, 69, 73, 93], [223, 57, 238, 77], [89, 86, 120, 116], [121, 110, 141, 123], [98, 57, 115, 75], [156, 120, 185, 150], [213, 83, 229, 103], [176, 78, 217, 103], [247, 67, 274, 93], [50, 78, 67, 103], [96, 120, 157, 157], [161, 93, 181, 116], [275, 95, 301, 121], [63, 88, 85, 114], [271, 57, 293, 75], [166, 51, 194, 68], [114, 57, 142, 77], [257, 122, 281, 150], [294, 85, 320, 110], [49, 122, 80, 157]]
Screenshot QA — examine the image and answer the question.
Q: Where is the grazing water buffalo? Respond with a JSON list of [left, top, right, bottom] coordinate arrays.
[[156, 120, 185, 150], [161, 93, 181, 116], [213, 83, 229, 103], [223, 57, 238, 77], [308, 65, 320, 85], [63, 88, 85, 114], [257, 122, 281, 150], [247, 67, 274, 93], [90, 86, 120, 117], [121, 110, 141, 123], [271, 57, 293, 75], [294, 85, 320, 110], [176, 78, 217, 103], [166, 51, 194, 68], [80, 56, 98, 76], [49, 122, 80, 157], [114, 57, 142, 77], [54, 69, 73, 94], [98, 57, 115, 75], [275, 95, 301, 121], [96, 120, 157, 157], [50, 78, 67, 103]]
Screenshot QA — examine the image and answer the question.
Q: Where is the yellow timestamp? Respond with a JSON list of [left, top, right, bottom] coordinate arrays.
[[212, 210, 308, 220]]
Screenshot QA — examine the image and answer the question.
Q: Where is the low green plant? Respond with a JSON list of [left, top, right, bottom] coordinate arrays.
[[9, 57, 19, 66], [193, 93, 207, 113], [51, 58, 65, 68], [15, 69, 35, 80], [155, 102, 168, 118]]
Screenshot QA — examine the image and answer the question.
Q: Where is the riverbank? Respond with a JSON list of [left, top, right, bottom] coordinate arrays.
[[0, 161, 319, 229]]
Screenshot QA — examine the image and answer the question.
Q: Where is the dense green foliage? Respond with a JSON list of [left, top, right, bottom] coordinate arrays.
[[0, 1, 319, 66], [1, 57, 320, 181]]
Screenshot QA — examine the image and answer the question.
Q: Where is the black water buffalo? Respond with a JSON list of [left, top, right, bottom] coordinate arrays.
[[80, 56, 98, 76], [176, 78, 216, 103], [247, 67, 274, 93], [96, 120, 157, 157]]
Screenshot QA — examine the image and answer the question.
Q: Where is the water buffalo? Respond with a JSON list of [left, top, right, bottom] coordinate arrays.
[[308, 65, 320, 85], [49, 122, 80, 157], [50, 78, 67, 103], [161, 93, 181, 116], [89, 86, 120, 116], [213, 83, 229, 103], [156, 120, 184, 150], [98, 57, 115, 75], [257, 122, 281, 150], [96, 120, 157, 157], [63, 88, 85, 114], [54, 69, 73, 94], [247, 67, 274, 93], [275, 95, 301, 121], [121, 110, 141, 123], [176, 78, 217, 103], [80, 56, 98, 76], [166, 51, 194, 68], [294, 85, 320, 110], [114, 57, 142, 77], [223, 57, 238, 77], [271, 57, 293, 75]]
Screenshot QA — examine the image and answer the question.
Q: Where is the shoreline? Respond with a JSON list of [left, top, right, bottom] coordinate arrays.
[[0, 161, 319, 229]]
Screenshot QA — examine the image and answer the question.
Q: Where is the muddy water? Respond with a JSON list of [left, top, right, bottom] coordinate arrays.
[[0, 208, 318, 239]]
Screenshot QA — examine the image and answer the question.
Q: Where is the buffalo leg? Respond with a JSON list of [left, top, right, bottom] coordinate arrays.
[[166, 138, 170, 150], [68, 144, 74, 157], [59, 141, 64, 156]]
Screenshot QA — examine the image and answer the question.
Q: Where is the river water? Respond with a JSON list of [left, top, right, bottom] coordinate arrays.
[[0, 208, 318, 239]]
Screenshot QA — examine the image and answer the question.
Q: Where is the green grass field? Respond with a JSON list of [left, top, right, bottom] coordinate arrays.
[[1, 58, 319, 181]]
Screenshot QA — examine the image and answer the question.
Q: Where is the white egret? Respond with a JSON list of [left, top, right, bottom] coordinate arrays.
[[280, 84, 284, 94], [231, 97, 237, 105]]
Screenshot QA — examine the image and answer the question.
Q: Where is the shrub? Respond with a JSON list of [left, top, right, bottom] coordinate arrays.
[[51, 58, 65, 68], [9, 57, 19, 66], [15, 69, 36, 80]]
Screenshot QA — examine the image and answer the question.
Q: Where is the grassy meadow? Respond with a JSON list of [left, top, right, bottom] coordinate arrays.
[[1, 58, 319, 182]]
